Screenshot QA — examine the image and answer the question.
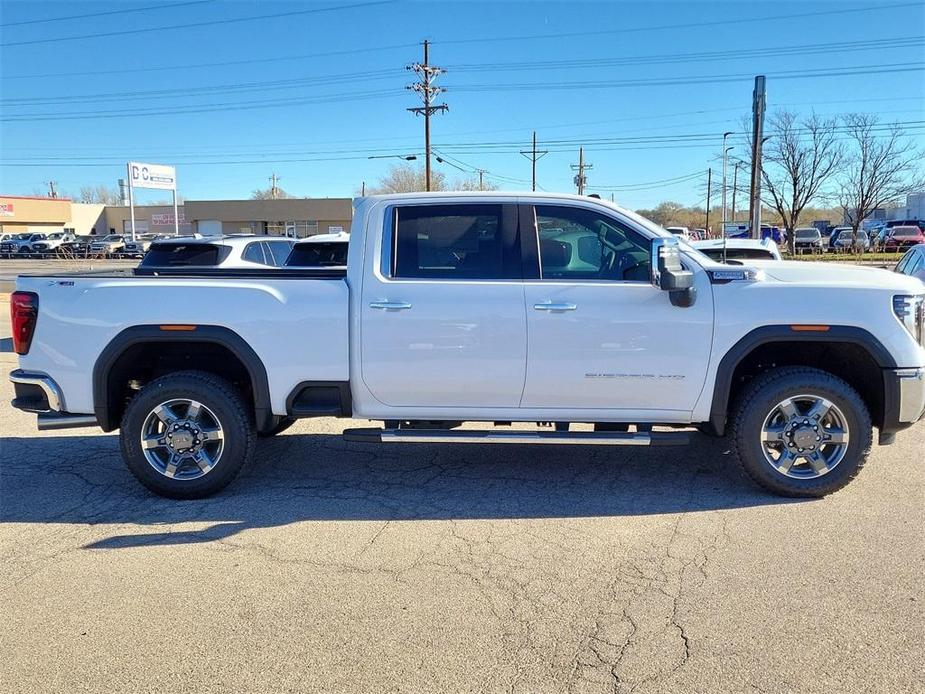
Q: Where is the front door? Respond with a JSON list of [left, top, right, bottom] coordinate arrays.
[[360, 202, 527, 408], [520, 203, 714, 414]]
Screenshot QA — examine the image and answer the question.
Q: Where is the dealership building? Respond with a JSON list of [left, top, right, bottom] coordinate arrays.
[[0, 195, 353, 238]]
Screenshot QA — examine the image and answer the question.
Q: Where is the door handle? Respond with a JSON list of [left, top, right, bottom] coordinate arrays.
[[369, 301, 412, 310], [533, 302, 577, 311]]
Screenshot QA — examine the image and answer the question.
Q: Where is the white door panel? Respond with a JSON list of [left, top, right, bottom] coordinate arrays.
[[521, 274, 714, 411], [360, 282, 526, 407]]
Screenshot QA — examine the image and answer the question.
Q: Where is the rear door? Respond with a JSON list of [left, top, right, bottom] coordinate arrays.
[[360, 202, 527, 408]]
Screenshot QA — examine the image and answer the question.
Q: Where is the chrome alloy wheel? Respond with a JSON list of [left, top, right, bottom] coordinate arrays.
[[760, 394, 850, 479], [140, 399, 224, 480]]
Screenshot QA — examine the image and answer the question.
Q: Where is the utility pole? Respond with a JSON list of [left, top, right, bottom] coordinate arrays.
[[571, 147, 592, 195], [361, 181, 366, 196], [731, 162, 739, 226], [721, 131, 733, 228], [748, 75, 766, 240], [705, 167, 712, 235], [45, 181, 58, 199], [519, 130, 548, 192], [406, 40, 448, 192], [476, 169, 486, 191], [269, 173, 280, 199]]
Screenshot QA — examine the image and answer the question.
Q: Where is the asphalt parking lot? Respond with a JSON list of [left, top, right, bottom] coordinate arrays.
[[1, 374, 922, 693]]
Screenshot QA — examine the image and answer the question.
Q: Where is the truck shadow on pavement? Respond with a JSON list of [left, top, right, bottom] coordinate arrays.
[[0, 428, 803, 549]]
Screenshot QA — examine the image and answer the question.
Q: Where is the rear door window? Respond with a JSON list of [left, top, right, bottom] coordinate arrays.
[[391, 204, 516, 280], [266, 241, 293, 266], [242, 242, 268, 265]]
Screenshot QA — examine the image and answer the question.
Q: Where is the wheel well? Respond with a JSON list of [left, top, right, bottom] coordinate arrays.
[[726, 340, 884, 428], [102, 341, 254, 431]]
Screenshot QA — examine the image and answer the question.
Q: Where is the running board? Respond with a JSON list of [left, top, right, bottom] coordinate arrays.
[[343, 428, 689, 446]]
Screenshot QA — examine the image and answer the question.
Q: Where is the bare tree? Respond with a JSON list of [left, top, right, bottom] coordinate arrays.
[[251, 187, 292, 200], [365, 164, 447, 194], [760, 111, 843, 254], [838, 114, 924, 250], [453, 174, 499, 192], [78, 184, 122, 204]]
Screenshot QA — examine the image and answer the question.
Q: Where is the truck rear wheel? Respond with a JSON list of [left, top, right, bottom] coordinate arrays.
[[731, 367, 872, 497], [119, 371, 255, 499]]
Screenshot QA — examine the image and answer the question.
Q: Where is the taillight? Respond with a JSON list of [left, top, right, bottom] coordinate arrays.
[[10, 291, 38, 355]]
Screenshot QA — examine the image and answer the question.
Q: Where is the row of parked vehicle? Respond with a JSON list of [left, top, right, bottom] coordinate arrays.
[[0, 230, 351, 267], [791, 222, 925, 254]]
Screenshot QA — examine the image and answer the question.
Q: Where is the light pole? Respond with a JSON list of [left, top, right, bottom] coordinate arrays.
[[721, 131, 733, 230], [368, 154, 418, 161]]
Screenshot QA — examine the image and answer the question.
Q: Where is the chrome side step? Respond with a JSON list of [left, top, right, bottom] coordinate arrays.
[[37, 412, 100, 431], [343, 428, 689, 446]]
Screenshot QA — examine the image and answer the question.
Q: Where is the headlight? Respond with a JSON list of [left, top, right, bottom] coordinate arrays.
[[893, 294, 925, 346]]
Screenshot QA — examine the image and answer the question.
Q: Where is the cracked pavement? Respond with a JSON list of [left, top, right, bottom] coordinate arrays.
[[1, 378, 922, 693]]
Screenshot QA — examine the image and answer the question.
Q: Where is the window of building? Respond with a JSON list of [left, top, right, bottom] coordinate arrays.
[[392, 204, 506, 280], [266, 220, 320, 238], [534, 205, 651, 282]]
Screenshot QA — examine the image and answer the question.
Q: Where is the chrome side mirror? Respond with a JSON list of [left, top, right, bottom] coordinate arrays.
[[651, 237, 696, 307]]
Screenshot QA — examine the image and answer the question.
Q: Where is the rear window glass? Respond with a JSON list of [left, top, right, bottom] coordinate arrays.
[[286, 241, 348, 266], [701, 248, 776, 261], [141, 243, 224, 267], [892, 228, 920, 237]]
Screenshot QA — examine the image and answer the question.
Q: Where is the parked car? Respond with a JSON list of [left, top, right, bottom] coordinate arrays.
[[665, 226, 690, 240], [886, 219, 925, 233], [691, 238, 782, 262], [1, 232, 47, 255], [883, 226, 925, 253], [30, 232, 76, 257], [792, 228, 825, 253], [121, 234, 164, 258], [894, 244, 925, 283], [831, 228, 870, 252], [58, 236, 94, 257], [138, 235, 295, 270], [285, 232, 350, 268], [723, 223, 750, 239], [89, 234, 126, 256], [9, 192, 925, 501]]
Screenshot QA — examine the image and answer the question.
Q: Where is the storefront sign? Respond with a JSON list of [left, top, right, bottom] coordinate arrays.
[[151, 212, 185, 225], [0, 203, 14, 216], [127, 162, 176, 191]]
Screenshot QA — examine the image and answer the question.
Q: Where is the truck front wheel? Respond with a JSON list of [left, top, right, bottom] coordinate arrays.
[[731, 367, 872, 497], [119, 371, 256, 499]]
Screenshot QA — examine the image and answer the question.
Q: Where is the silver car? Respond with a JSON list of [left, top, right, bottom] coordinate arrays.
[[831, 228, 870, 252]]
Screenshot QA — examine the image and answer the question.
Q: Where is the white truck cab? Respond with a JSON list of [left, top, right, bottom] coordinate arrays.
[[9, 193, 925, 500]]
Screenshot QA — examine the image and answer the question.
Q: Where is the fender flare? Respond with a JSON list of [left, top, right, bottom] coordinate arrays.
[[92, 325, 273, 432], [707, 325, 896, 436]]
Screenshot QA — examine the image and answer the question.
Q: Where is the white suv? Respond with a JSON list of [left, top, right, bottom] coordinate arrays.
[[138, 235, 295, 269]]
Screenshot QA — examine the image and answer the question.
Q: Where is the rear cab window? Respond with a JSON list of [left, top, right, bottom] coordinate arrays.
[[140, 243, 227, 267], [388, 204, 519, 280]]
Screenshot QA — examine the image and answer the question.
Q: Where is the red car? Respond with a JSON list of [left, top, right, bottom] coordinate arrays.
[[883, 225, 925, 252]]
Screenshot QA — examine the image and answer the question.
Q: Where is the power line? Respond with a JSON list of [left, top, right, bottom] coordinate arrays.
[[446, 37, 924, 73], [520, 131, 548, 192], [0, 0, 394, 47], [0, 1, 215, 27], [433, 2, 920, 45], [452, 62, 925, 92], [0, 43, 418, 81]]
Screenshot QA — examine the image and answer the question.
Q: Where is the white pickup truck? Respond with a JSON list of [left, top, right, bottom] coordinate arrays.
[[9, 193, 925, 499]]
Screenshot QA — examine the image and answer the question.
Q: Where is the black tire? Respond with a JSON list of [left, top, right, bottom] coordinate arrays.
[[119, 370, 256, 499], [257, 416, 297, 438], [731, 366, 872, 497]]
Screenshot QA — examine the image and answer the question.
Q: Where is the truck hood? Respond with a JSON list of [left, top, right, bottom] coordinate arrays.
[[750, 259, 924, 293]]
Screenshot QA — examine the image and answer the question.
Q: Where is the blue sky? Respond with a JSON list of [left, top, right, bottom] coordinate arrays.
[[1, 0, 923, 209]]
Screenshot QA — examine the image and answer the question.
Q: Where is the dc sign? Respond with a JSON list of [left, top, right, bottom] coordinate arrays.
[[125, 161, 180, 239]]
